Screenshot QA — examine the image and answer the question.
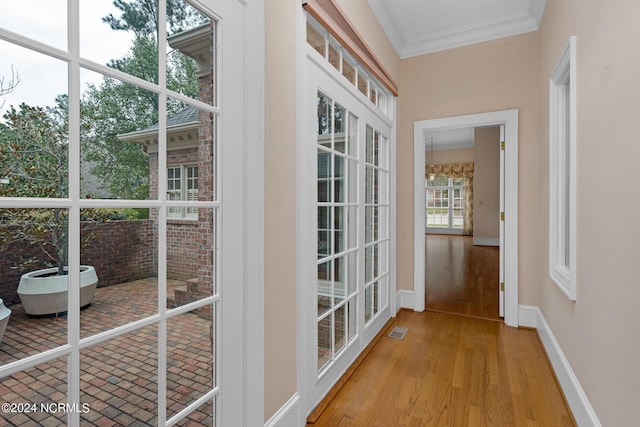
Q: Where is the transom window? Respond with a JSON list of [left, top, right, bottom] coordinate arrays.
[[306, 17, 389, 115], [426, 176, 464, 230]]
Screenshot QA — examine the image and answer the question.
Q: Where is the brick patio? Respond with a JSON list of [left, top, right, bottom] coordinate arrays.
[[0, 278, 214, 426]]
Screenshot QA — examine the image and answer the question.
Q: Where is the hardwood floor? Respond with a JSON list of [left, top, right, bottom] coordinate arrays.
[[426, 235, 501, 320], [309, 310, 576, 426]]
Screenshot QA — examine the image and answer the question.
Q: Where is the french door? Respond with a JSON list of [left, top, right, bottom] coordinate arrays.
[[0, 0, 255, 425], [302, 56, 393, 415]]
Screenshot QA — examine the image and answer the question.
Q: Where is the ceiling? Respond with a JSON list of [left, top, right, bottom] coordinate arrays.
[[367, 0, 546, 149], [425, 128, 475, 151], [368, 0, 547, 59]]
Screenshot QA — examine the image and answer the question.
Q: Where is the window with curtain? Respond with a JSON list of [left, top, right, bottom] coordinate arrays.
[[425, 162, 474, 235]]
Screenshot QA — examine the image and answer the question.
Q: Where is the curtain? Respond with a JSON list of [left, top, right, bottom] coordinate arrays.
[[426, 162, 474, 235]]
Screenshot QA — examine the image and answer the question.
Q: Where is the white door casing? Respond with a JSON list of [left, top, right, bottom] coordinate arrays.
[[413, 110, 519, 326]]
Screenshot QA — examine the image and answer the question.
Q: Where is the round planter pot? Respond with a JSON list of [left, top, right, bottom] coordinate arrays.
[[0, 299, 10, 343], [18, 266, 98, 317]]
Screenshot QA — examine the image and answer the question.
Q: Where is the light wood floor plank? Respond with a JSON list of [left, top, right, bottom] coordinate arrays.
[[309, 310, 576, 426], [426, 235, 501, 320]]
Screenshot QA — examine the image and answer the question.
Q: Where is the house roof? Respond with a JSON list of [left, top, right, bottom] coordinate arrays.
[[117, 104, 199, 152]]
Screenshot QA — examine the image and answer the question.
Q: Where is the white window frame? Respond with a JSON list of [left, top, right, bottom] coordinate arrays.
[[549, 36, 577, 301], [299, 12, 397, 417], [0, 0, 264, 425], [167, 164, 198, 219], [425, 176, 465, 233]]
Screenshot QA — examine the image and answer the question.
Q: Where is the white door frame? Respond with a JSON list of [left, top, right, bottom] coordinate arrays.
[[413, 110, 519, 327]]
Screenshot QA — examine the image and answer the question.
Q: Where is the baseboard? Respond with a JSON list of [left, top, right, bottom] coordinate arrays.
[[396, 289, 414, 311], [265, 393, 301, 427], [472, 237, 499, 246], [518, 305, 602, 427]]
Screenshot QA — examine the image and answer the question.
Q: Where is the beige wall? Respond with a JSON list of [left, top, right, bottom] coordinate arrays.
[[334, 0, 400, 83], [264, 0, 298, 419], [262, 0, 640, 423], [264, 0, 400, 421], [473, 127, 500, 240], [430, 147, 474, 164], [397, 33, 541, 306], [537, 0, 640, 425]]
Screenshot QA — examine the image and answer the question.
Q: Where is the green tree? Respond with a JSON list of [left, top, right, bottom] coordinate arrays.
[[0, 100, 70, 274], [81, 0, 204, 199]]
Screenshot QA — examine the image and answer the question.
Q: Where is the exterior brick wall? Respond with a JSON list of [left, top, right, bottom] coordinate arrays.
[[0, 220, 155, 307]]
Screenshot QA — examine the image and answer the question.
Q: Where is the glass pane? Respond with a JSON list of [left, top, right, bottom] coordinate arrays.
[[80, 207, 158, 338], [334, 104, 346, 153], [334, 155, 345, 203], [317, 261, 331, 318], [1, 1, 67, 50], [342, 58, 356, 84], [357, 71, 368, 97], [0, 356, 68, 426], [372, 243, 379, 279], [370, 87, 378, 105], [317, 206, 331, 259], [167, 208, 215, 309], [80, 326, 158, 425], [307, 22, 325, 56], [334, 207, 344, 253], [165, 2, 212, 102], [379, 206, 388, 240], [365, 166, 373, 204], [430, 175, 449, 187], [365, 206, 373, 244], [379, 135, 388, 170], [80, 0, 158, 84], [328, 43, 340, 70], [317, 93, 331, 139], [318, 316, 332, 371], [174, 398, 215, 426], [373, 281, 379, 315], [334, 304, 346, 354], [348, 113, 358, 158], [365, 126, 373, 164], [0, 209, 69, 364], [0, 44, 68, 199], [365, 246, 372, 284], [80, 69, 158, 200], [334, 256, 346, 303], [372, 206, 379, 242], [317, 150, 332, 203], [372, 129, 379, 166], [167, 307, 215, 420]]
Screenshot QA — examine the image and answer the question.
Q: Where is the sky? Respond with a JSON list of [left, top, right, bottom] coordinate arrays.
[[0, 1, 133, 117]]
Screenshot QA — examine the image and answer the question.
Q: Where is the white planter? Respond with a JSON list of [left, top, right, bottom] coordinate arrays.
[[0, 299, 10, 343], [18, 266, 98, 316]]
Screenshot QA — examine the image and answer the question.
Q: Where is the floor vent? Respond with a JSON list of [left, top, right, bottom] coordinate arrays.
[[388, 326, 408, 340]]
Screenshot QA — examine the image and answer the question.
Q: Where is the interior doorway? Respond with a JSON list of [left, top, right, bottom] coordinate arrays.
[[424, 125, 501, 320], [413, 110, 520, 327]]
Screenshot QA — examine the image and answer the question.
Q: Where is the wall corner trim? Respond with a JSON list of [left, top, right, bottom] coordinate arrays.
[[518, 305, 602, 427], [396, 290, 415, 311], [265, 393, 301, 427]]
